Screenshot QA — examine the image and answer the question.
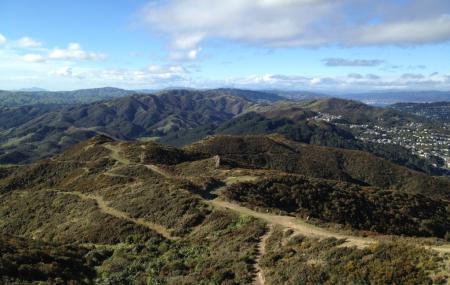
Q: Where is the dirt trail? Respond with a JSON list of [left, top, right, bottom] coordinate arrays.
[[104, 144, 131, 165], [60, 191, 176, 240], [105, 144, 174, 180], [145, 164, 174, 179], [100, 147, 450, 254], [254, 225, 273, 285], [210, 199, 373, 249]]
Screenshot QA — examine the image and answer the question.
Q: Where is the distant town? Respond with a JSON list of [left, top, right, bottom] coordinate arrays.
[[311, 112, 450, 170]]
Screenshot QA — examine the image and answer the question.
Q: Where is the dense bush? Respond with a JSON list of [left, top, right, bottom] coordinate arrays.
[[187, 135, 450, 199], [0, 235, 95, 284], [261, 227, 447, 285], [224, 175, 449, 238]]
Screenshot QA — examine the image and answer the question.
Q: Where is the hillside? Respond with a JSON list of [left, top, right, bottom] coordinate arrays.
[[0, 104, 62, 130], [304, 98, 422, 125], [0, 87, 135, 107], [390, 101, 450, 123], [185, 135, 450, 199], [0, 93, 440, 172], [0, 90, 255, 164], [208, 88, 286, 102], [161, 106, 441, 175], [0, 136, 449, 284]]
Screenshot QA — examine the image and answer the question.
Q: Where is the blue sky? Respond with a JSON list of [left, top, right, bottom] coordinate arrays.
[[1, 0, 450, 92]]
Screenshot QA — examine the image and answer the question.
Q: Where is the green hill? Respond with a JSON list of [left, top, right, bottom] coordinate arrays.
[[0, 136, 448, 284], [185, 134, 450, 199], [0, 90, 255, 164], [0, 87, 135, 107]]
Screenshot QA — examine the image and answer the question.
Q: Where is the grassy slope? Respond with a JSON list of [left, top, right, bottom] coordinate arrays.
[[0, 137, 449, 284], [185, 135, 450, 199]]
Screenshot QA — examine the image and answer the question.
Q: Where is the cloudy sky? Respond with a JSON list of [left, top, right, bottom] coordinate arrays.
[[1, 0, 450, 92]]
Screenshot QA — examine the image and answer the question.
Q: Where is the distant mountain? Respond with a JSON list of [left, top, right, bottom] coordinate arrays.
[[17, 87, 48, 92], [0, 89, 255, 163], [0, 87, 136, 107], [0, 92, 444, 176], [267, 90, 329, 101], [209, 88, 286, 102], [338, 91, 450, 106], [390, 102, 450, 123]]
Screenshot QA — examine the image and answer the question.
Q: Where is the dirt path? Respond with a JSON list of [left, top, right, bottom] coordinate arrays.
[[254, 225, 273, 285], [60, 191, 176, 240], [210, 199, 373, 249], [96, 147, 450, 254], [104, 144, 131, 165], [145, 164, 174, 179]]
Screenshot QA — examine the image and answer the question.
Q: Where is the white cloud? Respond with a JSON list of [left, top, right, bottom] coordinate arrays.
[[353, 15, 450, 45], [169, 48, 201, 61], [52, 66, 73, 77], [17, 37, 42, 48], [324, 58, 384, 67], [0, 34, 6, 45], [222, 72, 450, 91], [22, 54, 46, 63], [172, 34, 204, 50], [49, 43, 106, 61], [139, 0, 450, 49], [46, 64, 189, 87]]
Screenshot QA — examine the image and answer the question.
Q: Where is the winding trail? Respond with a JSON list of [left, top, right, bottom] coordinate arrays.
[[104, 144, 131, 165], [254, 225, 273, 285], [210, 199, 374, 249], [145, 164, 174, 179], [103, 144, 450, 254], [59, 191, 176, 240]]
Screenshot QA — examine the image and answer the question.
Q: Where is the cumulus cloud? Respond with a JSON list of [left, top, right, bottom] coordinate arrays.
[[139, 0, 450, 49], [223, 72, 450, 91], [324, 58, 384, 67], [47, 64, 189, 87], [17, 37, 42, 48], [49, 43, 106, 61], [22, 53, 46, 63], [352, 15, 450, 45], [169, 48, 201, 61], [52, 66, 74, 77], [0, 33, 6, 45]]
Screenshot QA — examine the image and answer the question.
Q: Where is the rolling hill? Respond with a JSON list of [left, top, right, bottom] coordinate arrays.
[[160, 101, 441, 175], [1, 92, 443, 178], [0, 89, 256, 163], [390, 101, 450, 123], [185, 134, 450, 199], [0, 135, 448, 284], [0, 87, 135, 107]]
